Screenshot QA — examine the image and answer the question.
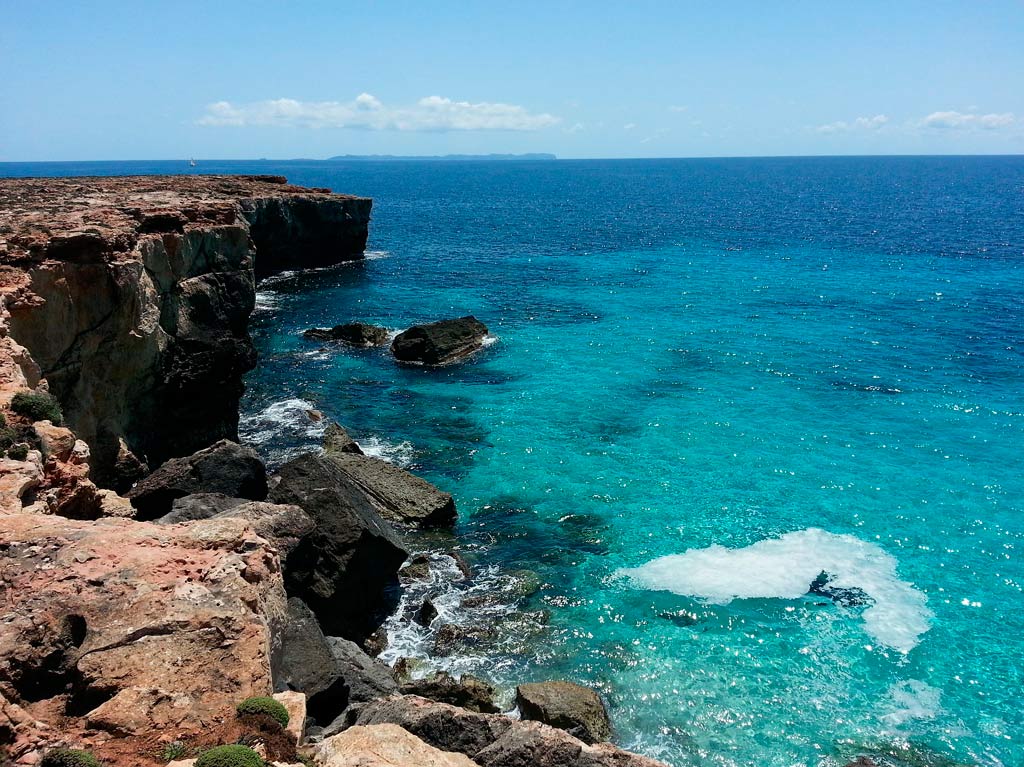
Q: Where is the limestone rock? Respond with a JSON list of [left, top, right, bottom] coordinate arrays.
[[315, 723, 479, 767], [268, 454, 407, 640], [324, 423, 364, 456], [126, 439, 267, 519], [399, 672, 499, 714], [515, 681, 611, 744], [391, 317, 489, 365], [474, 720, 666, 767], [273, 690, 307, 744], [304, 323, 390, 347], [0, 512, 287, 745], [326, 451, 456, 528]]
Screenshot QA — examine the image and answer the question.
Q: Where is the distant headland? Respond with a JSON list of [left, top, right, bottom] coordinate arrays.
[[327, 152, 557, 162]]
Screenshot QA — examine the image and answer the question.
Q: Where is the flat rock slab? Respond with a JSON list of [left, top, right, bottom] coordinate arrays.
[[317, 723, 480, 767]]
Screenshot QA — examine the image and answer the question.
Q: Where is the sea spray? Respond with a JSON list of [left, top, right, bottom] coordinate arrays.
[[615, 528, 933, 653]]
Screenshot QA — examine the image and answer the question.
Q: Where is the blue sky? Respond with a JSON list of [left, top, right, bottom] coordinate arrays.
[[2, 1, 1023, 160]]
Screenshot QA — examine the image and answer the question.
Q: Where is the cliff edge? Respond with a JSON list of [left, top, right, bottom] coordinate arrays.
[[0, 175, 371, 491]]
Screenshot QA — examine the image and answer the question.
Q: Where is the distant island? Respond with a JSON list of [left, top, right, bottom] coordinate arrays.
[[326, 153, 557, 162]]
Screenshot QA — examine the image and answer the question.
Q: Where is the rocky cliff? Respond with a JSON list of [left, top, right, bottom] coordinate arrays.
[[0, 175, 370, 490]]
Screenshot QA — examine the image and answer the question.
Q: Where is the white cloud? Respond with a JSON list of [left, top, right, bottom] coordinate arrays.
[[816, 114, 889, 134], [921, 110, 1015, 130], [623, 122, 637, 130], [198, 94, 560, 131], [668, 105, 688, 113], [564, 122, 585, 134]]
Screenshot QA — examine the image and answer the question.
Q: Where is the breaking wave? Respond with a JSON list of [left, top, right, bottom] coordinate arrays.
[[615, 528, 932, 653]]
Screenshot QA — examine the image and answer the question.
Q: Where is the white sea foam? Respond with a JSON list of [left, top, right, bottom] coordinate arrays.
[[254, 290, 281, 312], [364, 249, 391, 260], [615, 528, 932, 653], [879, 680, 942, 727], [357, 435, 416, 467], [238, 397, 328, 464], [481, 333, 499, 347]]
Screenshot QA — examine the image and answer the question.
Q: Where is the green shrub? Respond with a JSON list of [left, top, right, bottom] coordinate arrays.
[[159, 740, 188, 762], [10, 390, 63, 425], [0, 425, 15, 450], [194, 744, 264, 767], [236, 696, 289, 728], [7, 443, 29, 461], [40, 749, 101, 767]]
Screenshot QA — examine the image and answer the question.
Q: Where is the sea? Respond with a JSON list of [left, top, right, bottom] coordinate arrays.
[[3, 156, 1022, 767]]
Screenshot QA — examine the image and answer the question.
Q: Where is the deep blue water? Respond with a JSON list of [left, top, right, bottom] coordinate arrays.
[[4, 157, 1023, 767]]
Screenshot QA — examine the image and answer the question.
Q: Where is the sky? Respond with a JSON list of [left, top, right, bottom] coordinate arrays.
[[2, 1, 1023, 161]]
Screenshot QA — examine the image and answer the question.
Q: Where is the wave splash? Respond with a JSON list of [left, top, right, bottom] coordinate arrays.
[[615, 528, 932, 653]]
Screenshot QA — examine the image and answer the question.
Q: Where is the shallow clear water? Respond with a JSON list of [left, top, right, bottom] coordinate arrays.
[[6, 157, 1023, 767]]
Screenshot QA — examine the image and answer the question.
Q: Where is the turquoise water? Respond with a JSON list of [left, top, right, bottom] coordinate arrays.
[[6, 157, 1023, 766]]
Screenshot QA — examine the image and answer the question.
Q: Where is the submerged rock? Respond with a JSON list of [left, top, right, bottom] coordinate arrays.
[[400, 672, 500, 714], [268, 453, 408, 639], [326, 450, 457, 527], [391, 316, 489, 365], [476, 719, 666, 767], [304, 322, 390, 347], [515, 681, 611, 744], [809, 571, 873, 608], [125, 439, 268, 520]]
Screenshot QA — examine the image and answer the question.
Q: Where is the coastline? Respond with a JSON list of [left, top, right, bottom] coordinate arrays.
[[0, 175, 670, 767]]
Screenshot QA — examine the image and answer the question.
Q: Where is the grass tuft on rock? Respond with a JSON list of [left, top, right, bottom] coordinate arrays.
[[236, 695, 289, 728], [194, 744, 264, 767], [40, 749, 101, 767], [10, 390, 63, 425]]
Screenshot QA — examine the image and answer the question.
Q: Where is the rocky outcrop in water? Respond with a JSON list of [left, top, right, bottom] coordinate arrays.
[[391, 317, 489, 365], [515, 681, 611, 744], [0, 175, 370, 488], [305, 322, 391, 347]]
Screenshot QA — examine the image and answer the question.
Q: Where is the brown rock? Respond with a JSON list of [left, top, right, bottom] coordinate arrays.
[[400, 672, 499, 714], [391, 317, 489, 365], [515, 681, 611, 744], [475, 720, 666, 767], [316, 723, 480, 767], [273, 690, 307, 744]]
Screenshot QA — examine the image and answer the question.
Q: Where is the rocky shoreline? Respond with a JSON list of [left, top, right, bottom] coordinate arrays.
[[0, 176, 669, 767]]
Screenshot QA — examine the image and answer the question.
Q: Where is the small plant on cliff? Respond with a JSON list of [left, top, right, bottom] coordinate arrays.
[[159, 740, 188, 762], [7, 443, 29, 461], [40, 749, 102, 767], [10, 390, 63, 425], [194, 744, 264, 767], [236, 696, 289, 728]]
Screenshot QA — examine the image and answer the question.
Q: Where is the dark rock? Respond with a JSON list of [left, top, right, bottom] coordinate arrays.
[[111, 438, 148, 493], [415, 598, 438, 627], [400, 672, 500, 714], [273, 599, 398, 726], [447, 551, 473, 579], [325, 636, 399, 706], [268, 453, 408, 640], [363, 627, 389, 657], [515, 681, 611, 744], [323, 422, 364, 456], [157, 492, 245, 523], [125, 439, 267, 520], [433, 624, 498, 656], [391, 316, 489, 365], [304, 322, 390, 347], [809, 571, 873, 608], [399, 554, 432, 582], [215, 501, 315, 559], [475, 720, 667, 767], [326, 451, 456, 527], [345, 695, 512, 758]]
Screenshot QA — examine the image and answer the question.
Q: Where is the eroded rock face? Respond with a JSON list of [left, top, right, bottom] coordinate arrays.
[[0, 512, 288, 761], [399, 672, 499, 714], [125, 440, 267, 520], [515, 681, 611, 744], [0, 175, 371, 485], [475, 720, 666, 767], [391, 317, 489, 365], [268, 454, 408, 640], [316, 723, 480, 767], [326, 451, 457, 528]]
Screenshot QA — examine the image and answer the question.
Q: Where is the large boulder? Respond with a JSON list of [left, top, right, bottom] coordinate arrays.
[[126, 439, 267, 519], [475, 720, 667, 767], [344, 696, 666, 767], [326, 451, 456, 527], [273, 599, 398, 725], [515, 681, 611, 744], [268, 454, 407, 640], [391, 317, 489, 365], [316, 723, 479, 767], [400, 672, 499, 714], [0, 513, 287, 753], [158, 492, 245, 523], [304, 323, 390, 347]]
